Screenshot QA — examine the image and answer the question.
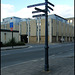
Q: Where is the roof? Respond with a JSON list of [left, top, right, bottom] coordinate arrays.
[[3, 16, 22, 19], [54, 14, 67, 21]]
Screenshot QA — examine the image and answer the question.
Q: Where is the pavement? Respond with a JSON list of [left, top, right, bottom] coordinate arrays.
[[1, 45, 30, 51], [1, 43, 74, 75], [1, 55, 74, 75], [1, 43, 56, 51], [1, 42, 73, 51]]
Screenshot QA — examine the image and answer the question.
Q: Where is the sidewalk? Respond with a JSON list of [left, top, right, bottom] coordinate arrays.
[[0, 43, 59, 51], [1, 45, 30, 51], [1, 55, 74, 75], [1, 42, 73, 51]]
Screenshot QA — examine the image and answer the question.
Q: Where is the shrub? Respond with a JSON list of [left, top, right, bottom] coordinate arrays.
[[16, 41, 25, 46], [1, 38, 25, 47]]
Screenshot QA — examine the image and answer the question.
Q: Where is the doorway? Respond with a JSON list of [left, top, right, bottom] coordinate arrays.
[[21, 35, 28, 43]]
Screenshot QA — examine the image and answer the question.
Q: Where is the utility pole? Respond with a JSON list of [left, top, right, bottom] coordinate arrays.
[[27, 0, 54, 71]]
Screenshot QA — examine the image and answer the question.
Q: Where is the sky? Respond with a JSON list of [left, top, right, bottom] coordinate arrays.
[[1, 0, 74, 22]]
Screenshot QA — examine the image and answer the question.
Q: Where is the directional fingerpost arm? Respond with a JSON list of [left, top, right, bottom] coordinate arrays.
[[32, 11, 41, 14], [27, 3, 45, 8], [32, 14, 45, 17], [35, 7, 46, 13], [48, 6, 53, 11], [47, 1, 54, 7]]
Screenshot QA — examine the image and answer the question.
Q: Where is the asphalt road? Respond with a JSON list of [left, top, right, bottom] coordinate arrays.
[[1, 43, 74, 68]]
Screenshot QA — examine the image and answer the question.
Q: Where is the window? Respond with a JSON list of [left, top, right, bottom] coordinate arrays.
[[3, 19, 4, 21], [67, 20, 69, 23], [70, 20, 72, 23], [11, 18, 12, 19], [51, 19, 53, 23]]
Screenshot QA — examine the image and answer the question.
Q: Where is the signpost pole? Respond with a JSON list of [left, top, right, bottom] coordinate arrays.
[[12, 31, 13, 48], [27, 0, 54, 71], [44, 0, 49, 71], [10, 22, 13, 48]]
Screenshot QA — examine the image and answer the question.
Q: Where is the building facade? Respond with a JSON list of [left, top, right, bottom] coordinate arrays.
[[19, 14, 74, 43], [1, 14, 74, 44], [1, 29, 19, 44], [66, 17, 74, 26], [1, 17, 21, 43]]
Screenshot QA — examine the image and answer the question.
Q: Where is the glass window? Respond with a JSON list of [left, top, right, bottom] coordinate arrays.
[[70, 20, 72, 23]]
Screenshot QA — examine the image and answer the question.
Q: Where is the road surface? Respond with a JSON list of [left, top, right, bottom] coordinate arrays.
[[1, 43, 74, 68]]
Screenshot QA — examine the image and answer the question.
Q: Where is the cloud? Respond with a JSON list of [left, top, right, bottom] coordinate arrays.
[[13, 6, 45, 18], [1, 4, 74, 22], [50, 5, 74, 18], [1, 4, 15, 21], [13, 8, 34, 18]]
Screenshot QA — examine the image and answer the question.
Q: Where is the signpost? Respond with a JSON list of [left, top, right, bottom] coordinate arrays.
[[10, 22, 13, 48], [27, 0, 54, 71]]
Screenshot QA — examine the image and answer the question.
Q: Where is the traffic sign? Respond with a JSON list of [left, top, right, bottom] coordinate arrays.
[[10, 22, 13, 28], [10, 28, 13, 31]]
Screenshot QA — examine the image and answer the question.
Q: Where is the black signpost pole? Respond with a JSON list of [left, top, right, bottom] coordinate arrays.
[[12, 31, 13, 48], [44, 0, 49, 71], [27, 0, 54, 71]]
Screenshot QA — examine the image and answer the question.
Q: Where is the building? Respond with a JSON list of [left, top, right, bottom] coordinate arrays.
[[66, 17, 74, 26], [2, 16, 22, 25], [19, 14, 74, 43], [0, 29, 19, 44], [1, 14, 74, 44], [1, 16, 22, 30], [1, 16, 21, 43]]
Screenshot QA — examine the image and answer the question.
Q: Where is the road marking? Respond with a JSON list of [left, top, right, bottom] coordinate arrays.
[[28, 46, 32, 48], [70, 49, 73, 50], [40, 58, 44, 60], [51, 55, 55, 56], [32, 60, 38, 62]]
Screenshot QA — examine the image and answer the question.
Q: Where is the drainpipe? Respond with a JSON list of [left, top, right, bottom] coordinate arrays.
[[27, 19, 30, 43], [19, 22, 21, 42]]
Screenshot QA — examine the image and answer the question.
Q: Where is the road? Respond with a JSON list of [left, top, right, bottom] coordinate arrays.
[[1, 43, 74, 68]]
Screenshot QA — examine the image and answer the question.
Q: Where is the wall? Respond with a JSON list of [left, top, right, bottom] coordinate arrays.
[[20, 21, 27, 35], [1, 31, 19, 43], [1, 24, 19, 30], [29, 19, 37, 43], [30, 19, 37, 36], [52, 19, 57, 36], [41, 19, 45, 36]]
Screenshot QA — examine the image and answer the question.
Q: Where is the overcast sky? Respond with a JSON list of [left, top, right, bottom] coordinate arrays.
[[1, 0, 74, 22]]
